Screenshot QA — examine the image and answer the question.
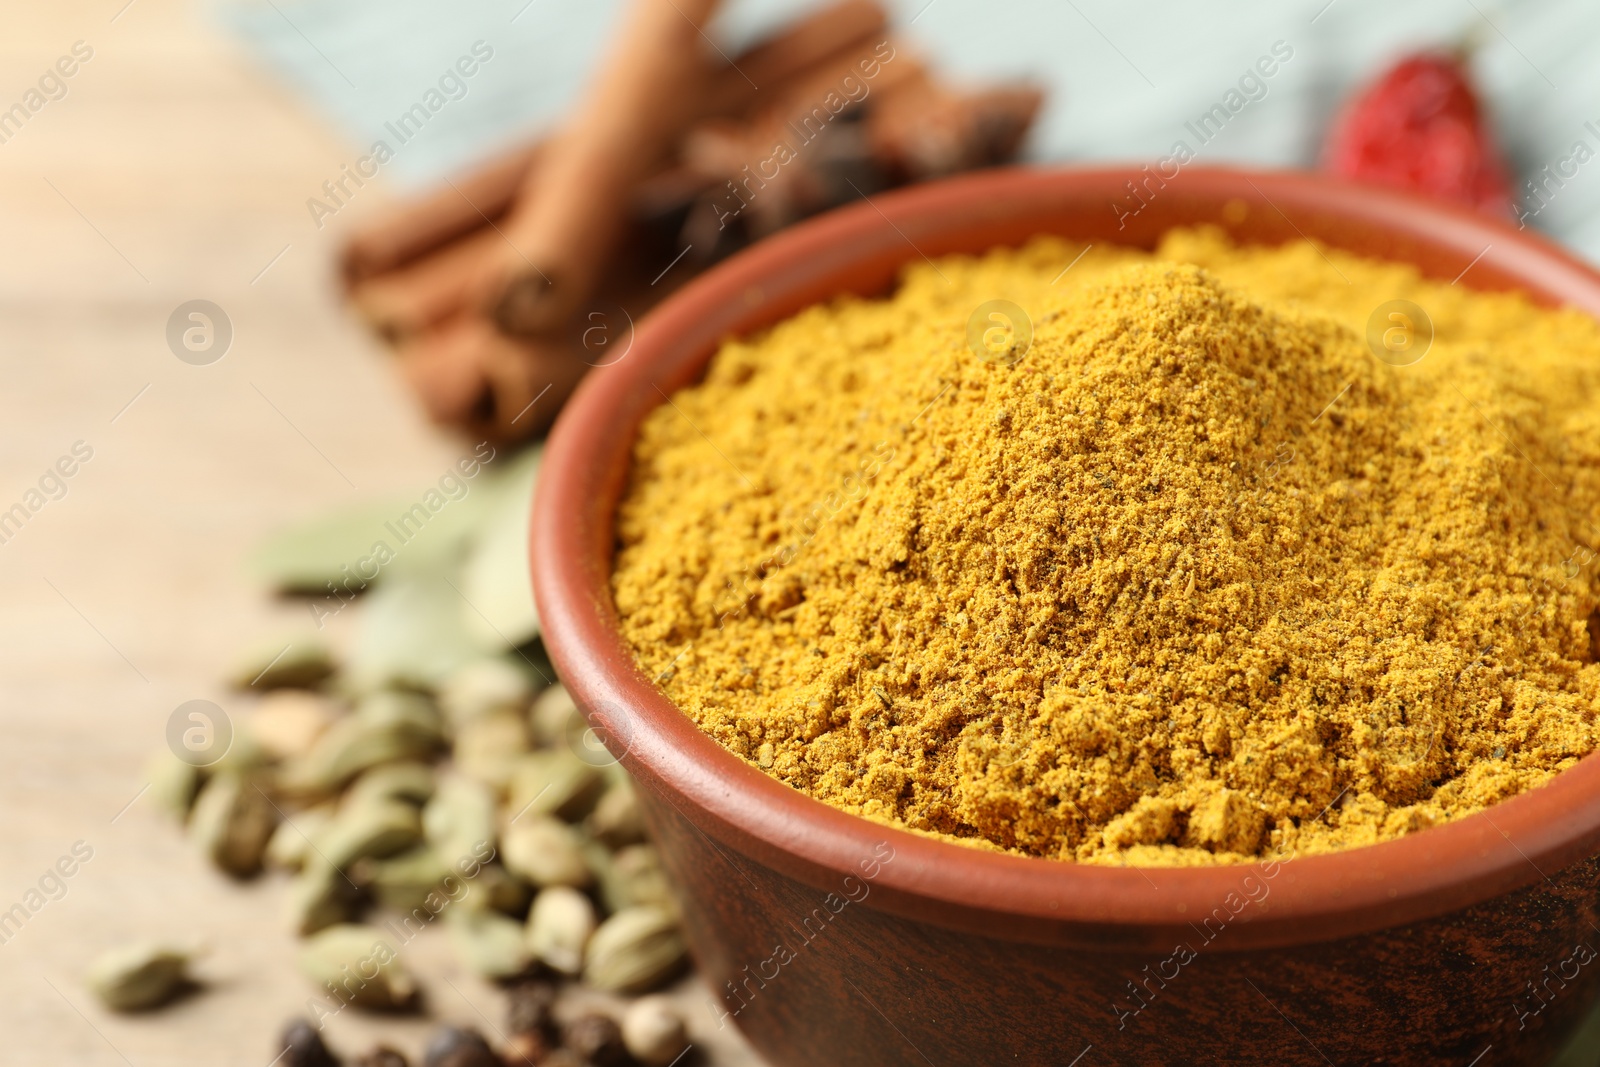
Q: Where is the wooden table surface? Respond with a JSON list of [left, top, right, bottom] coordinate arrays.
[[0, 3, 758, 1063], [16, 4, 1600, 1066]]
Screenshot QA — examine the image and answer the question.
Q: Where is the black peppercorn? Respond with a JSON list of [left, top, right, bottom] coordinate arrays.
[[562, 1012, 632, 1067], [279, 1018, 339, 1067], [354, 1046, 409, 1067], [422, 1026, 498, 1067]]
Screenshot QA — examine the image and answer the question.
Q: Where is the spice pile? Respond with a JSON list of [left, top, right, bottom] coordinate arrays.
[[118, 452, 719, 1063], [270, 986, 692, 1067], [612, 227, 1600, 866], [140, 653, 697, 1063]]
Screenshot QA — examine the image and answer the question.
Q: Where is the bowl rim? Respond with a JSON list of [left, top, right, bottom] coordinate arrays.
[[532, 164, 1600, 951]]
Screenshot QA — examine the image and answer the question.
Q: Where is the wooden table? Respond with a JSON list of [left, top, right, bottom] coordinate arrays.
[[0, 2, 756, 1062]]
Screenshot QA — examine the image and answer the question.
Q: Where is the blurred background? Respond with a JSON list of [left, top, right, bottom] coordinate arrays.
[[3, 0, 1599, 1063]]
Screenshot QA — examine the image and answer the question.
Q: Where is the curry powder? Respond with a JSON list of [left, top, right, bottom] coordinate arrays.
[[612, 228, 1600, 865]]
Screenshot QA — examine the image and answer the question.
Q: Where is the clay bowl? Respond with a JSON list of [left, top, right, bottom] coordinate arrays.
[[532, 166, 1600, 1066]]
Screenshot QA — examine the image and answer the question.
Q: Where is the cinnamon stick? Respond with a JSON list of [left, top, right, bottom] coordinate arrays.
[[339, 142, 541, 286], [394, 215, 671, 443], [674, 40, 926, 241], [699, 0, 887, 117], [489, 0, 724, 339], [398, 316, 587, 443], [340, 0, 1048, 448], [868, 77, 1044, 179], [340, 1, 890, 303], [350, 226, 507, 340]]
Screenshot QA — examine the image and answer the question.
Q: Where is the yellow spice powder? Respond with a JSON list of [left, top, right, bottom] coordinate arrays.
[[611, 227, 1600, 866]]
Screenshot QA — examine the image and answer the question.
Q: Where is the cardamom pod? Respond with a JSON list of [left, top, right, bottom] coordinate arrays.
[[447, 909, 531, 980], [528, 684, 579, 747], [596, 844, 673, 914], [357, 689, 445, 744], [585, 780, 645, 848], [296, 924, 416, 1010], [188, 771, 278, 878], [525, 886, 596, 975], [247, 690, 336, 761], [457, 861, 533, 918], [505, 750, 604, 823], [501, 816, 592, 889], [582, 840, 617, 902], [345, 761, 435, 809], [621, 995, 689, 1067], [230, 635, 335, 690], [439, 657, 534, 728], [144, 751, 203, 821], [266, 805, 335, 870], [85, 942, 193, 1012], [582, 906, 686, 994], [280, 692, 442, 796], [452, 709, 532, 792], [422, 775, 496, 870], [315, 799, 422, 871], [352, 846, 450, 913], [278, 720, 401, 797], [285, 858, 364, 936], [209, 725, 269, 775]]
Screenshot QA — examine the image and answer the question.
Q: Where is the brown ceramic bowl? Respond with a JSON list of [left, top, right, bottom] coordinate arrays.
[[532, 166, 1600, 1066]]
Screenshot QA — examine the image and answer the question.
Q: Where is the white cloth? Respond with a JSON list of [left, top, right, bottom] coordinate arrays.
[[218, 0, 1600, 258]]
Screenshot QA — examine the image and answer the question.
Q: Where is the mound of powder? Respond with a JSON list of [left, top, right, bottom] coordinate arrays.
[[611, 229, 1600, 865]]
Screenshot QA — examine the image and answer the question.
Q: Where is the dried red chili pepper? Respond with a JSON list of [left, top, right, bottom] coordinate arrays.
[[1323, 51, 1515, 218]]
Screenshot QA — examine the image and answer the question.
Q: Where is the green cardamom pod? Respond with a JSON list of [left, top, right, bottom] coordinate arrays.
[[144, 752, 203, 822], [351, 845, 450, 913], [85, 942, 193, 1012], [439, 657, 535, 728], [229, 635, 335, 690], [285, 859, 364, 936], [422, 775, 496, 870], [344, 761, 436, 808], [501, 816, 591, 889], [265, 805, 335, 871], [506, 750, 604, 823], [621, 995, 690, 1067], [526, 886, 596, 976], [296, 924, 416, 1011], [279, 691, 442, 796], [447, 909, 531, 980], [314, 799, 421, 871], [582, 906, 686, 994], [597, 844, 673, 914], [453, 710, 532, 792], [586, 780, 645, 848], [188, 771, 278, 878]]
